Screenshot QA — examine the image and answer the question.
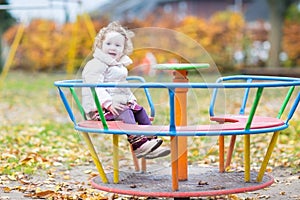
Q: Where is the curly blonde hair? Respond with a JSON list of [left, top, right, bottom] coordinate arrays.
[[93, 21, 134, 55]]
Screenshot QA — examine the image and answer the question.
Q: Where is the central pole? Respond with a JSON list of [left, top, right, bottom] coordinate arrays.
[[173, 70, 188, 181]]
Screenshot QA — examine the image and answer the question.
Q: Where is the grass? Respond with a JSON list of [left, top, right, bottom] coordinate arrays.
[[0, 70, 299, 177]]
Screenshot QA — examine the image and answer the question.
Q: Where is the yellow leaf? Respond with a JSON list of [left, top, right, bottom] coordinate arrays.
[[7, 175, 16, 181], [20, 156, 33, 164], [3, 187, 12, 193], [63, 175, 71, 180]]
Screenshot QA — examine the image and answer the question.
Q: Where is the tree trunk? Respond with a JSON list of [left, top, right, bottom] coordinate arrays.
[[0, 32, 3, 72], [267, 0, 286, 68]]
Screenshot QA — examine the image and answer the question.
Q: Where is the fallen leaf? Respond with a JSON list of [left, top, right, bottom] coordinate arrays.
[[63, 175, 71, 180], [7, 175, 16, 181], [84, 169, 92, 174], [35, 190, 56, 198], [279, 191, 286, 195], [198, 180, 209, 185], [2, 187, 12, 193]]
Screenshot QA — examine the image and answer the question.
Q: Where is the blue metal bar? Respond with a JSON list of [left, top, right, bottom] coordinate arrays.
[[55, 75, 300, 86], [54, 75, 300, 138], [54, 75, 300, 88], [126, 76, 155, 118], [54, 80, 300, 89], [74, 124, 288, 137], [144, 87, 155, 118], [285, 91, 300, 124], [209, 88, 217, 117], [240, 79, 252, 115], [58, 87, 76, 125], [209, 77, 224, 117], [126, 76, 146, 82], [209, 77, 254, 116], [219, 75, 300, 82], [169, 88, 176, 133]]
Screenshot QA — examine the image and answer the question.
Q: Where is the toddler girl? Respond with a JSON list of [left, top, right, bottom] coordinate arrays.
[[82, 21, 169, 159]]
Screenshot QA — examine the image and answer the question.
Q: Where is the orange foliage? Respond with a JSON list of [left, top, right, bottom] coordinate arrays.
[[3, 17, 94, 72], [176, 11, 245, 70], [2, 12, 246, 72], [3, 10, 299, 72], [3, 19, 68, 71], [2, 25, 19, 44], [283, 21, 300, 66], [127, 11, 246, 71], [176, 16, 209, 46]]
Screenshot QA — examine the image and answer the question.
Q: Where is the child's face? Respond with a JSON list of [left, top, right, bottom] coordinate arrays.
[[102, 31, 125, 61]]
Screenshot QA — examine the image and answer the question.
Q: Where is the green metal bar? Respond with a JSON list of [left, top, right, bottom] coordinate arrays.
[[245, 87, 264, 130], [277, 86, 295, 119], [244, 87, 263, 182], [70, 87, 87, 120], [69, 87, 108, 183], [90, 87, 108, 130]]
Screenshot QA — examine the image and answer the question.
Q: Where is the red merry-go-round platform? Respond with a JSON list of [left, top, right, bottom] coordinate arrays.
[[91, 165, 274, 198]]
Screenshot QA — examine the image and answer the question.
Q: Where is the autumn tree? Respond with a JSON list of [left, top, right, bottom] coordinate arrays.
[[282, 3, 300, 67], [267, 0, 296, 67], [3, 17, 94, 72], [0, 0, 16, 71], [175, 11, 245, 71]]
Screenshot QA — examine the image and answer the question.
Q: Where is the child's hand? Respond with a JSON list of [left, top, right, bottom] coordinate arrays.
[[127, 101, 142, 110], [108, 103, 126, 115]]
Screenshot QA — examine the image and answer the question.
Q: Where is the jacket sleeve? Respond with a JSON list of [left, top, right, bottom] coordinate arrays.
[[82, 59, 112, 109]]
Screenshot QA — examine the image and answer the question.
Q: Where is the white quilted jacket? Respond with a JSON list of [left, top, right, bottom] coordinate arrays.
[[82, 48, 136, 113]]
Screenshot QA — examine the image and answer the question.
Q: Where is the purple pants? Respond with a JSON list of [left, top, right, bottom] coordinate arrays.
[[86, 104, 152, 150], [108, 106, 152, 150], [84, 102, 153, 150], [114, 107, 151, 125]]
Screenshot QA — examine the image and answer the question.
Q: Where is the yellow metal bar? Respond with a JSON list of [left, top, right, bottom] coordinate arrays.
[[82, 13, 97, 40], [113, 134, 119, 183], [256, 131, 280, 182], [244, 135, 250, 182], [81, 132, 108, 183], [66, 16, 79, 76], [0, 23, 25, 87]]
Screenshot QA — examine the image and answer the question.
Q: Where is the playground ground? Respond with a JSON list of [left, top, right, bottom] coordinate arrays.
[[0, 164, 299, 199], [0, 71, 299, 199]]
